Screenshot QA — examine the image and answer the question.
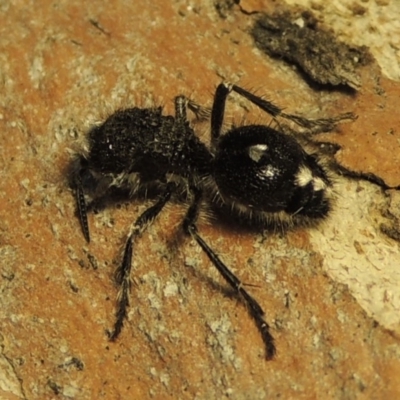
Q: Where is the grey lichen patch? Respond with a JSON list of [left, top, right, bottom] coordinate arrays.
[[309, 178, 400, 334], [0, 352, 26, 399], [251, 10, 370, 89], [206, 314, 242, 369], [0, 245, 18, 282]]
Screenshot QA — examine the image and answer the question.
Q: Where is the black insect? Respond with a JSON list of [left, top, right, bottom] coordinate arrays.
[[71, 83, 354, 360]]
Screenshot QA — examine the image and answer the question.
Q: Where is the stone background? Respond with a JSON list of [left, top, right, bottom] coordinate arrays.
[[1, 1, 400, 399]]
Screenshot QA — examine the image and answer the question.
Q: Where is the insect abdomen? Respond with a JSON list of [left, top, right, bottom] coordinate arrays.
[[87, 107, 174, 175]]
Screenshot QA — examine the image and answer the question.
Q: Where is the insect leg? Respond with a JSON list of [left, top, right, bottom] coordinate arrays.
[[210, 82, 283, 147], [210, 83, 231, 143], [174, 95, 190, 125], [73, 159, 115, 243], [75, 174, 90, 243], [187, 99, 211, 121], [72, 156, 91, 243], [109, 182, 176, 341], [230, 83, 355, 132], [183, 186, 276, 360], [174, 95, 211, 127]]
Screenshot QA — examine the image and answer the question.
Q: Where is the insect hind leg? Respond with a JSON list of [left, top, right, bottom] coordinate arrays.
[[70, 156, 92, 243], [72, 156, 116, 243], [109, 182, 176, 341]]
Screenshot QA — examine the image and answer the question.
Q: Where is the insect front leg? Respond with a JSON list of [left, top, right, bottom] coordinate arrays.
[[174, 95, 211, 131], [210, 82, 282, 146], [211, 82, 355, 136], [109, 182, 176, 341], [230, 83, 355, 132], [183, 185, 276, 360]]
